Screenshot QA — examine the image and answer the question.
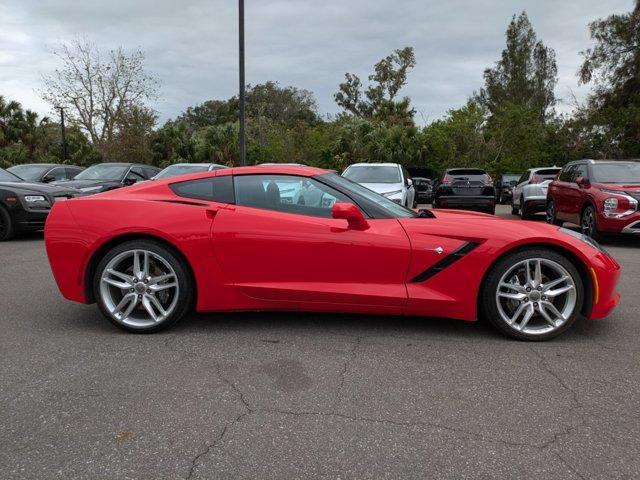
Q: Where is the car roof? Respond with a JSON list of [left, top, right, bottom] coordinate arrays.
[[346, 163, 400, 168], [217, 165, 329, 177], [567, 159, 640, 165], [527, 166, 560, 172], [9, 163, 58, 167]]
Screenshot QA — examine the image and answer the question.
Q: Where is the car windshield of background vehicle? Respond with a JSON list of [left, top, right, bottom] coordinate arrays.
[[7, 165, 51, 181], [0, 168, 24, 182], [155, 164, 211, 179], [503, 174, 520, 185], [592, 163, 640, 184], [343, 165, 401, 183], [323, 173, 418, 218], [75, 164, 129, 181]]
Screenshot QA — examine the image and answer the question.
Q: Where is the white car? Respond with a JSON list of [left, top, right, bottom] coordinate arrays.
[[511, 167, 561, 219], [342, 163, 416, 208]]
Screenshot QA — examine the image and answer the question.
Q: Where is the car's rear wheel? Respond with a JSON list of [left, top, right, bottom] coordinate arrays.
[[520, 196, 531, 219], [545, 200, 563, 226], [93, 240, 193, 333], [511, 198, 519, 215], [0, 205, 15, 241], [581, 205, 603, 241], [481, 249, 584, 341]]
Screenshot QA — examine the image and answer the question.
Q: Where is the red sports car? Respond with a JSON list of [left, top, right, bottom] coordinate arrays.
[[45, 165, 621, 341], [547, 160, 640, 240]]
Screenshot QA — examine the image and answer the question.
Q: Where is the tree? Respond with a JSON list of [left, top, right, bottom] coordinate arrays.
[[335, 47, 416, 124], [41, 39, 158, 158], [478, 12, 557, 121], [104, 105, 157, 163], [578, 1, 640, 157]]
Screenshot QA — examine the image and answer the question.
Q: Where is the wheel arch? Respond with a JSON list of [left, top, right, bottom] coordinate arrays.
[[477, 242, 594, 320], [83, 232, 197, 304]]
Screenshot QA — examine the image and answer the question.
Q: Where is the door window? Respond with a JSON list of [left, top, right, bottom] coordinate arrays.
[[170, 175, 234, 203], [559, 165, 575, 182], [573, 164, 589, 182], [234, 174, 352, 218], [125, 167, 145, 183], [47, 167, 67, 181]]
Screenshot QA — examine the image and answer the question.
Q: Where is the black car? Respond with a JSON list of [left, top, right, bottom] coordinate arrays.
[[412, 177, 434, 204], [0, 168, 81, 241], [7, 163, 84, 183], [53, 162, 161, 194], [433, 168, 497, 215], [495, 173, 520, 204]]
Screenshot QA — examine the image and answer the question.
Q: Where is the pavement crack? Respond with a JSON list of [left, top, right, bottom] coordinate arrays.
[[334, 336, 361, 405]]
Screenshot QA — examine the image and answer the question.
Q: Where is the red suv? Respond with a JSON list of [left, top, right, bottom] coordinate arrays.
[[547, 160, 640, 239]]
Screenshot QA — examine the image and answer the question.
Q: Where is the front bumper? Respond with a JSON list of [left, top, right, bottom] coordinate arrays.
[[435, 195, 495, 212], [597, 210, 640, 234]]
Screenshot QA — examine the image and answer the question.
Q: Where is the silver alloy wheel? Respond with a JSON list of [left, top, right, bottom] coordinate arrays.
[[495, 258, 577, 336], [99, 249, 180, 328]]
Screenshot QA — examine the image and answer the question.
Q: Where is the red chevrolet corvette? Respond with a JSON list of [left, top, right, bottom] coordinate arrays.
[[45, 165, 621, 340]]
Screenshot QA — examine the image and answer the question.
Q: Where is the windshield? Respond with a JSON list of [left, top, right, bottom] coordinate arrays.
[[7, 164, 51, 181], [155, 164, 210, 180], [343, 165, 401, 184], [75, 164, 129, 181], [502, 174, 520, 185], [592, 162, 640, 184], [0, 168, 23, 182], [322, 173, 417, 218]]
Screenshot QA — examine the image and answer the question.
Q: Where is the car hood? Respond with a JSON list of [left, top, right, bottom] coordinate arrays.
[[592, 182, 640, 193], [359, 182, 404, 194], [52, 179, 122, 192], [0, 181, 80, 195]]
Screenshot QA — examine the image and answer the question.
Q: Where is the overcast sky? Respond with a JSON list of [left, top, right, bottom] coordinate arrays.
[[0, 0, 633, 125]]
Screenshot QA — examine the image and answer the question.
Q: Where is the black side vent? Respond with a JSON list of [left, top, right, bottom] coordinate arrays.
[[410, 241, 480, 283]]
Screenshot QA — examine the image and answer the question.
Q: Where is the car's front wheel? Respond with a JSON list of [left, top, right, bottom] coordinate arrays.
[[481, 248, 584, 341], [581, 205, 603, 241], [0, 205, 15, 241], [94, 240, 193, 333]]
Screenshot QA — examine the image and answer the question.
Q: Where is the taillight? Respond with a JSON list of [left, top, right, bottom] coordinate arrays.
[[530, 174, 542, 184], [484, 175, 493, 185], [441, 175, 452, 185]]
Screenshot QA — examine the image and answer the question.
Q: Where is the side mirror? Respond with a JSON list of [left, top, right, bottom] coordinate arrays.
[[42, 174, 54, 183], [123, 177, 137, 186], [332, 202, 369, 230], [576, 176, 589, 187]]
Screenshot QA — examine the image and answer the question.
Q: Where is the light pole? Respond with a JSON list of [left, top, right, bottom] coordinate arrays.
[[58, 107, 68, 162], [238, 0, 246, 166]]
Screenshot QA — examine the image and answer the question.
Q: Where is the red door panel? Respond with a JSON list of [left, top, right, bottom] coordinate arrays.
[[211, 206, 411, 311]]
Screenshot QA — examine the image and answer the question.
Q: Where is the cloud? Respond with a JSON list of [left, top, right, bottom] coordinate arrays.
[[0, 0, 633, 125]]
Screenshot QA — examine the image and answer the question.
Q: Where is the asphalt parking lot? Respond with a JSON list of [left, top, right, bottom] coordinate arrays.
[[1, 205, 639, 480]]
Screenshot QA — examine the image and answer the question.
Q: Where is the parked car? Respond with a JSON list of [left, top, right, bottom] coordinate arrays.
[[8, 163, 84, 183], [495, 173, 520, 204], [53, 163, 160, 194], [342, 163, 416, 208], [413, 177, 434, 204], [547, 160, 640, 240], [153, 163, 227, 180], [433, 168, 496, 214], [0, 168, 80, 241], [44, 164, 620, 341], [511, 167, 562, 219]]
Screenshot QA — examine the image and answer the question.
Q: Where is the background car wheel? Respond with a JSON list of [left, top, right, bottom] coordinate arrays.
[[93, 239, 193, 333], [520, 196, 531, 219], [511, 200, 519, 215], [481, 248, 584, 341], [546, 200, 563, 226], [581, 205, 603, 241], [0, 205, 15, 241]]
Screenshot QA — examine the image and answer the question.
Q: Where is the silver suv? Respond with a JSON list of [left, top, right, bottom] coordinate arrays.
[[342, 163, 416, 208], [511, 167, 561, 219]]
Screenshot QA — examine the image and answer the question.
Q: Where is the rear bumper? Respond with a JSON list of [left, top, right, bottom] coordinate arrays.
[[435, 196, 495, 211], [523, 197, 547, 213]]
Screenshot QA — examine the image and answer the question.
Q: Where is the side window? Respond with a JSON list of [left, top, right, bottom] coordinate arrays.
[[143, 167, 159, 179], [559, 165, 575, 182], [234, 174, 352, 218], [574, 164, 589, 181], [48, 168, 67, 181], [170, 175, 234, 203], [518, 172, 529, 185], [64, 167, 81, 179], [125, 167, 146, 183]]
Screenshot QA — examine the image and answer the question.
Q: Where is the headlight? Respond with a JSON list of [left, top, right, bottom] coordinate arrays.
[[559, 227, 604, 252], [24, 195, 47, 202], [601, 190, 637, 218], [80, 186, 103, 192], [382, 190, 403, 198]]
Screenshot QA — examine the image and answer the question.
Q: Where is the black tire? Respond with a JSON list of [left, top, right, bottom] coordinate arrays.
[[546, 200, 563, 226], [0, 205, 15, 241], [480, 248, 584, 341], [511, 199, 519, 215], [581, 204, 603, 242], [487, 207, 495, 215], [93, 239, 193, 333], [520, 196, 531, 219]]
